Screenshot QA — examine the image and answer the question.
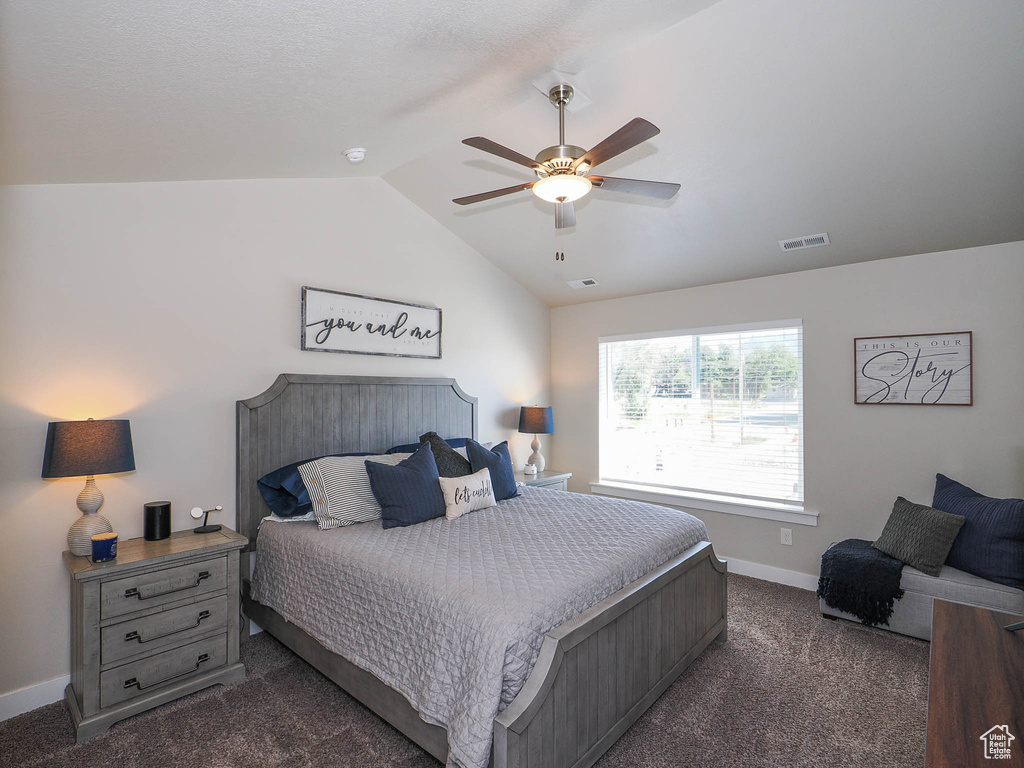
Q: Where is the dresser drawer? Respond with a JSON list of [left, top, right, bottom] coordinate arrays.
[[100, 634, 227, 709], [101, 557, 227, 619], [101, 595, 228, 665]]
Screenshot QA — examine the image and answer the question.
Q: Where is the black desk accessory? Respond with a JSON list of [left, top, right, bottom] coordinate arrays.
[[191, 505, 223, 534], [143, 501, 171, 541]]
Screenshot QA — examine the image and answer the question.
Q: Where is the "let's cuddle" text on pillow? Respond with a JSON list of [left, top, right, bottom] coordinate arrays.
[[439, 468, 497, 520]]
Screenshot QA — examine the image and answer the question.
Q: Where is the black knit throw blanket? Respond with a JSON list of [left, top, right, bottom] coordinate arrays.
[[817, 539, 905, 626]]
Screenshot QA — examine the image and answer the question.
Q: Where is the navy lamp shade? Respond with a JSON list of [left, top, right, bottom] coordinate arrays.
[[518, 406, 553, 472], [42, 419, 135, 557], [518, 406, 554, 435]]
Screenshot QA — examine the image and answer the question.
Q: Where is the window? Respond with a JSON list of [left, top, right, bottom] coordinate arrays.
[[598, 320, 804, 510]]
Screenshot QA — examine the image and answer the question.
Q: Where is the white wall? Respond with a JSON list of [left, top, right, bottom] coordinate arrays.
[[551, 242, 1024, 578], [0, 178, 550, 701]]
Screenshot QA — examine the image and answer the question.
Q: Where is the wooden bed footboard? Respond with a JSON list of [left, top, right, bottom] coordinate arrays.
[[493, 540, 727, 768]]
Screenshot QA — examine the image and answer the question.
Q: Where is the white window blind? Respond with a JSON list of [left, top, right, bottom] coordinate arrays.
[[599, 321, 803, 506]]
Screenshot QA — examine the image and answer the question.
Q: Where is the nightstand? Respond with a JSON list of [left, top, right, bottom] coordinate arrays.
[[515, 470, 573, 491], [63, 528, 247, 742]]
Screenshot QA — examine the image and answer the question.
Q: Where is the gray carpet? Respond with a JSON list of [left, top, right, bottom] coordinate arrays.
[[1, 575, 930, 767]]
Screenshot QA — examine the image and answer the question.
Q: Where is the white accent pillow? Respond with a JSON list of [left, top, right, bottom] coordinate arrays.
[[297, 453, 411, 530], [439, 467, 497, 520], [454, 442, 492, 460]]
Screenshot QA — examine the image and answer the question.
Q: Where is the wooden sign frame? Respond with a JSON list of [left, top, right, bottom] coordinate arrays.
[[854, 331, 972, 406], [301, 286, 442, 359]]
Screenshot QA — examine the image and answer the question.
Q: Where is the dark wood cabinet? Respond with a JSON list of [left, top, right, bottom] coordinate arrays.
[[926, 599, 1024, 766]]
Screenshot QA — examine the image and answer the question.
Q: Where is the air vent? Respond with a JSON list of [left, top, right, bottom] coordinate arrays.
[[567, 278, 600, 289], [779, 232, 831, 252]]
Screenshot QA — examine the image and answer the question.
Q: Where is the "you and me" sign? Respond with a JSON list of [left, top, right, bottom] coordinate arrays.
[[301, 286, 442, 359]]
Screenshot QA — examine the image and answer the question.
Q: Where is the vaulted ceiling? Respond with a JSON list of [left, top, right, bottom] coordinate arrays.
[[0, 0, 716, 183], [4, 0, 1023, 306]]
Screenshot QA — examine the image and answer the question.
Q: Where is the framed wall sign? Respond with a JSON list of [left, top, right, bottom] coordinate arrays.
[[301, 286, 442, 359], [854, 331, 972, 405]]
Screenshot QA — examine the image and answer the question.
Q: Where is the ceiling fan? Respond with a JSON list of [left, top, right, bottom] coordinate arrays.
[[453, 84, 680, 229]]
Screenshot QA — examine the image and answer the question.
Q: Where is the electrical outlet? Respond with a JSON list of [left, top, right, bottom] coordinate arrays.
[[780, 528, 793, 546]]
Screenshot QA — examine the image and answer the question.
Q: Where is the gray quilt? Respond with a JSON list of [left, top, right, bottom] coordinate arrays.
[[251, 487, 709, 768]]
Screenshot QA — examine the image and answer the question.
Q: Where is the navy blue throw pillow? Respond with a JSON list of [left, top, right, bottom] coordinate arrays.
[[466, 439, 518, 501], [933, 473, 1024, 589], [258, 452, 375, 517], [366, 443, 446, 529]]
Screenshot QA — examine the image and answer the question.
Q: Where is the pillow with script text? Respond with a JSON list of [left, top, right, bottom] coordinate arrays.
[[439, 468, 497, 520]]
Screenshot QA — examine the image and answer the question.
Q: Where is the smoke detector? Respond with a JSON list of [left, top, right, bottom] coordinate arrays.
[[779, 232, 830, 251], [567, 277, 599, 289], [343, 148, 366, 163]]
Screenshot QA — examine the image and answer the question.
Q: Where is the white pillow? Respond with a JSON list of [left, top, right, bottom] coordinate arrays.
[[453, 441, 492, 460], [439, 467, 497, 520], [297, 453, 411, 530]]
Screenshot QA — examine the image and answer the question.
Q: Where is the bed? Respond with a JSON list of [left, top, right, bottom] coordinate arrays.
[[237, 374, 727, 768]]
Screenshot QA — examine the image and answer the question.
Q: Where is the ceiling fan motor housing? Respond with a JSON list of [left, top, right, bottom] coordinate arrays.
[[534, 144, 587, 177]]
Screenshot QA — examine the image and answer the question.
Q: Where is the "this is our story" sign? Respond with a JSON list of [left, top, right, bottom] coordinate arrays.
[[301, 286, 442, 359], [854, 331, 972, 405]]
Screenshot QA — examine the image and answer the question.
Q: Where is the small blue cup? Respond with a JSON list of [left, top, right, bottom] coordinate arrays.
[[91, 532, 118, 563]]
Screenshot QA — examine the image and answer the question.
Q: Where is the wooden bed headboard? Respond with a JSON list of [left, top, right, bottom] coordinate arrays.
[[236, 374, 478, 545]]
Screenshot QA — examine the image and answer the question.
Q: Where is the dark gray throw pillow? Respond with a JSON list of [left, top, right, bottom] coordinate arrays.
[[872, 497, 966, 577], [418, 431, 472, 478]]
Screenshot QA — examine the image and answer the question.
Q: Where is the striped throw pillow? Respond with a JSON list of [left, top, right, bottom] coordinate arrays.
[[297, 453, 411, 530]]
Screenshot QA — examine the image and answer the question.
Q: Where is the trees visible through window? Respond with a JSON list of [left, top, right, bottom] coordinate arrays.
[[599, 322, 803, 505]]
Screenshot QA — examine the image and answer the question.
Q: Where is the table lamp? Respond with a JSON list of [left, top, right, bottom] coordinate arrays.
[[518, 406, 554, 472], [41, 418, 135, 556]]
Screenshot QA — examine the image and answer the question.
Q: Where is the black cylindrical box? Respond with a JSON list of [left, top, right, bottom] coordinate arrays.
[[144, 501, 171, 541]]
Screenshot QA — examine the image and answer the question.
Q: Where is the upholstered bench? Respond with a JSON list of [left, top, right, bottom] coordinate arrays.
[[820, 563, 1024, 641]]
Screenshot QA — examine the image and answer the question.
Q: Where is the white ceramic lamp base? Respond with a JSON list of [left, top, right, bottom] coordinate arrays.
[[68, 476, 113, 556], [526, 435, 546, 472]]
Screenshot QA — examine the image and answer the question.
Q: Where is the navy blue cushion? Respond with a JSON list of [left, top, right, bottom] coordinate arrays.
[[466, 439, 518, 501], [933, 473, 1024, 589], [386, 437, 469, 455], [366, 443, 446, 529], [257, 452, 375, 517]]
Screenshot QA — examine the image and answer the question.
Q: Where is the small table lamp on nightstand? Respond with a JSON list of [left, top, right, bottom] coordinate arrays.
[[41, 418, 135, 556], [518, 405, 554, 473]]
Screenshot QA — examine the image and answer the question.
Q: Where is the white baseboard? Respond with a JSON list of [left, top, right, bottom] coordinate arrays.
[[0, 675, 69, 722], [724, 556, 818, 591]]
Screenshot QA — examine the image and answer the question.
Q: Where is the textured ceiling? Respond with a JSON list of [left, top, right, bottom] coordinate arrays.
[[0, 0, 718, 184], [3, 0, 1023, 307], [385, 0, 1024, 305]]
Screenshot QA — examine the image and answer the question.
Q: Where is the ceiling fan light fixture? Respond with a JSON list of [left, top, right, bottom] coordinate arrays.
[[532, 174, 592, 203]]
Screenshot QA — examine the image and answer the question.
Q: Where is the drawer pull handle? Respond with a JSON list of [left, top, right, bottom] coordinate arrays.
[[124, 571, 210, 601], [124, 610, 212, 644], [123, 653, 210, 691]]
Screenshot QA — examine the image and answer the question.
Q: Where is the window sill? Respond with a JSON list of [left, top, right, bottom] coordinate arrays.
[[589, 481, 818, 527]]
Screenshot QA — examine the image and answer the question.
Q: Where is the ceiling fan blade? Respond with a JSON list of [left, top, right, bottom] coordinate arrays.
[[452, 182, 535, 206], [589, 175, 680, 200], [462, 137, 545, 172], [554, 201, 577, 229], [572, 118, 661, 172]]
